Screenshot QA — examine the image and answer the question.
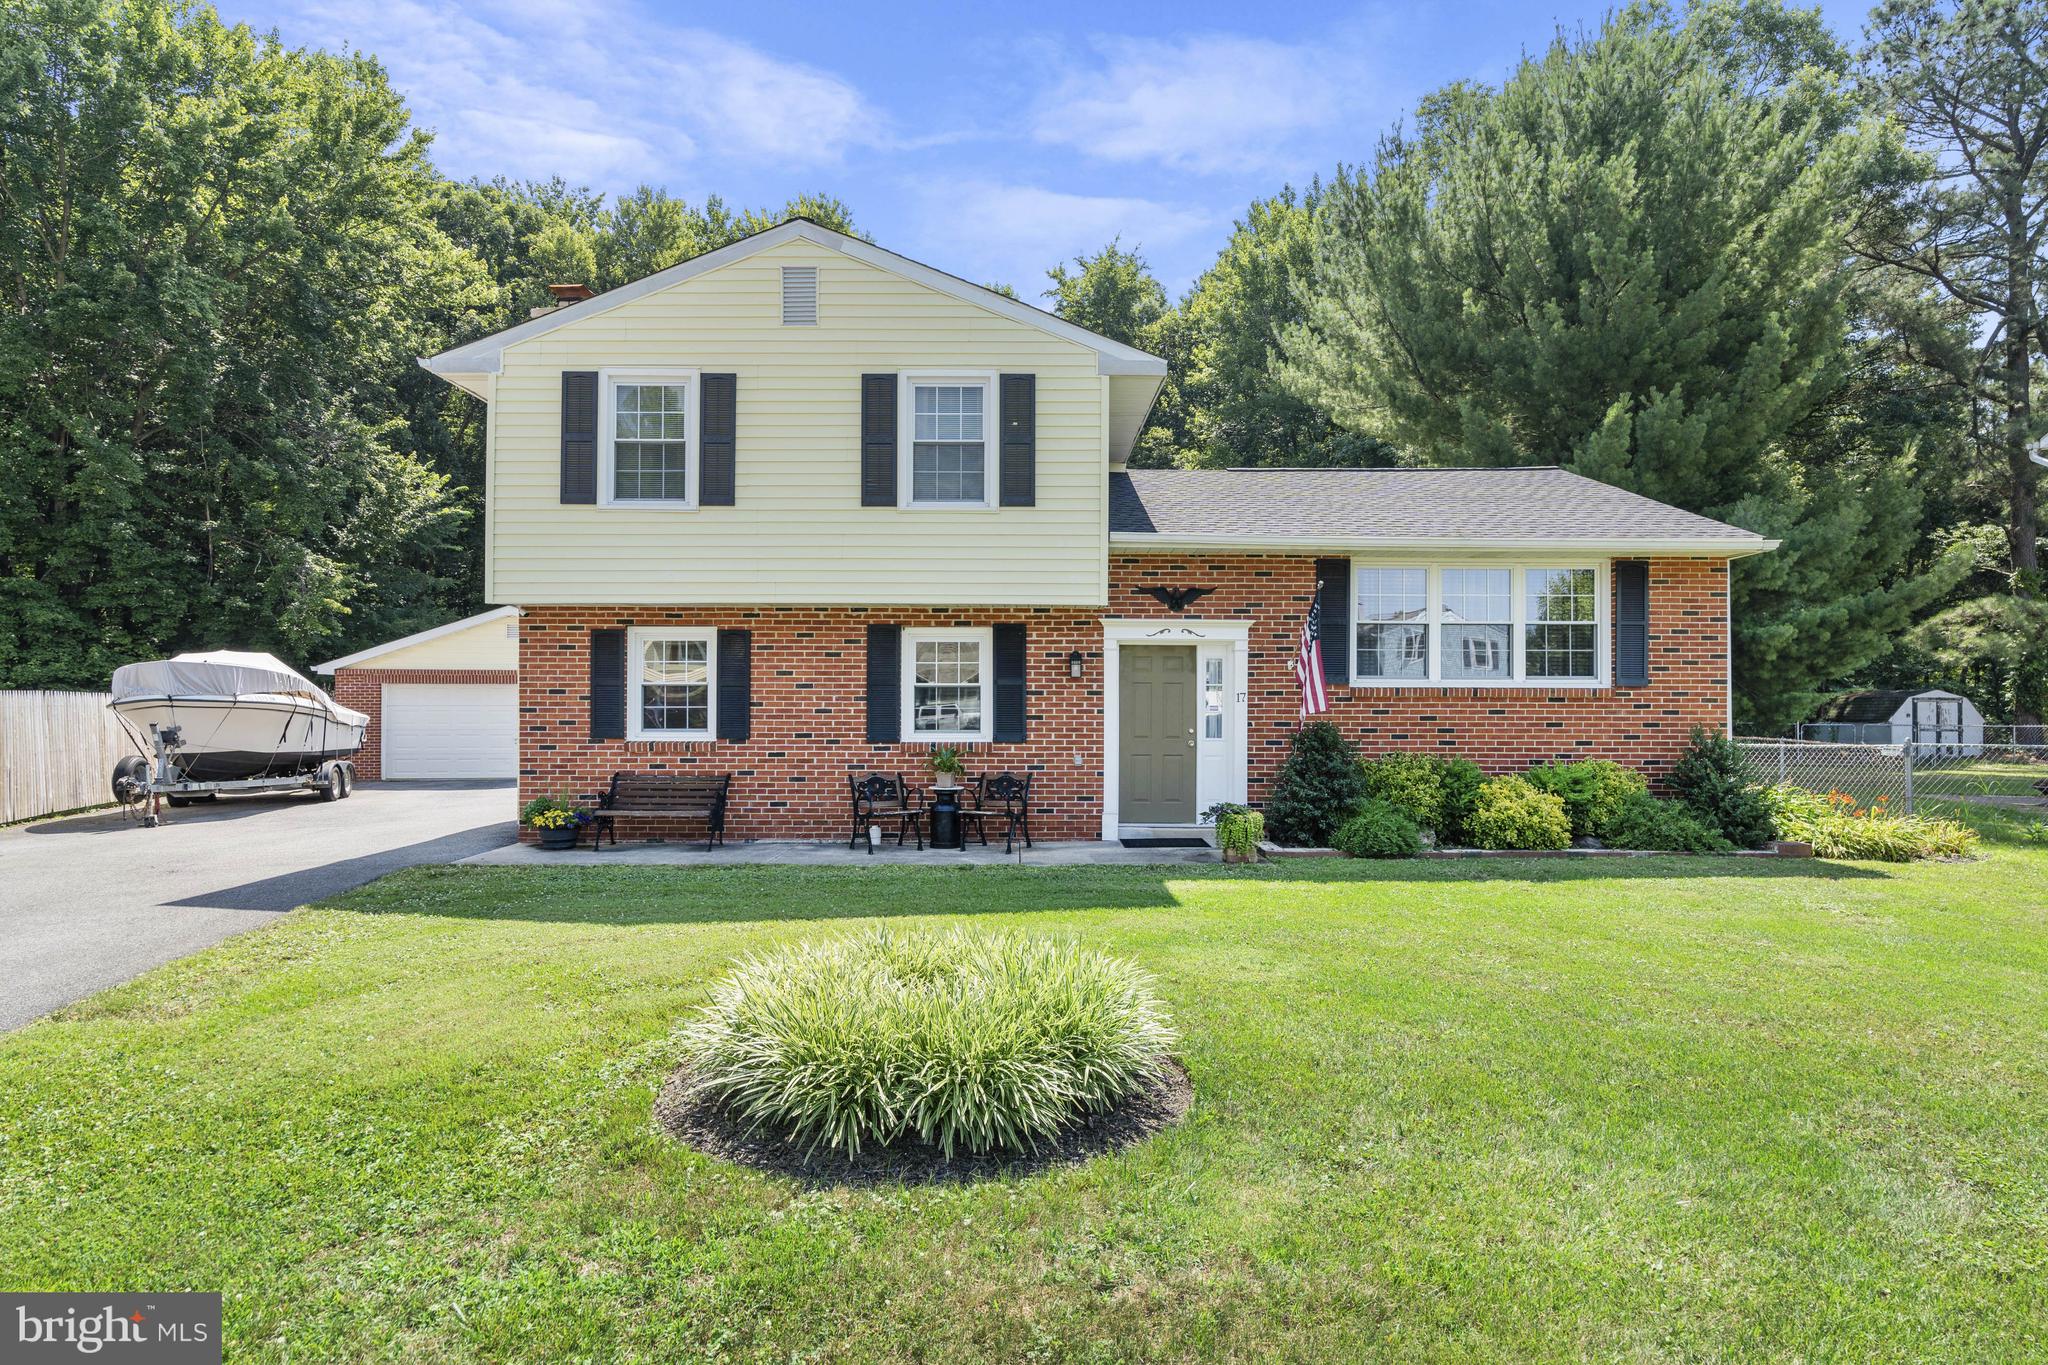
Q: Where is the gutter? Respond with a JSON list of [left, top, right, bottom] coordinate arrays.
[[1110, 532, 1782, 559]]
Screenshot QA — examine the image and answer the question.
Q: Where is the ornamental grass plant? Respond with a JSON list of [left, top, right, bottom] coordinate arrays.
[[678, 928, 1177, 1158]]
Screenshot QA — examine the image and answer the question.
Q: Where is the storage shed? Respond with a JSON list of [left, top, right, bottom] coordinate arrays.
[[1804, 687, 1985, 754], [315, 608, 520, 779]]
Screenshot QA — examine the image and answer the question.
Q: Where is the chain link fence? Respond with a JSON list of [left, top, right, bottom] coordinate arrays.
[[1735, 737, 2048, 815]]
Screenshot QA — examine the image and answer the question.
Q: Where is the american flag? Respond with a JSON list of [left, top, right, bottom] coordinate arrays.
[[1293, 598, 1329, 717]]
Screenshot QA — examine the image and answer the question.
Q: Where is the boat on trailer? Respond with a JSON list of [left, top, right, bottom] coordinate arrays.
[[109, 652, 368, 822]]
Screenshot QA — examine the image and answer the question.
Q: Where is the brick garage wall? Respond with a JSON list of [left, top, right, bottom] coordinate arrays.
[[332, 668, 519, 780], [517, 554, 1728, 840]]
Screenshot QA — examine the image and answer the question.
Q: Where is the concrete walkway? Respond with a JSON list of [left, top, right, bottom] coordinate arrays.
[[462, 837, 1220, 868]]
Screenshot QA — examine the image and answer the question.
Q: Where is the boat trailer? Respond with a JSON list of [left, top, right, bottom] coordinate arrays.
[[111, 723, 357, 827]]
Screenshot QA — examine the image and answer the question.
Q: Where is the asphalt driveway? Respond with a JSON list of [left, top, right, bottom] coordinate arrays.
[[0, 781, 516, 1031]]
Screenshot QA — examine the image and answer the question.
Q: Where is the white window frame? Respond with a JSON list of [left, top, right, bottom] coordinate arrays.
[[1350, 560, 1609, 688], [626, 626, 718, 740], [901, 626, 993, 743], [899, 371, 997, 509], [600, 369, 699, 509]]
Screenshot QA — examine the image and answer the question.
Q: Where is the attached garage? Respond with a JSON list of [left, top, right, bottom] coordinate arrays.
[[316, 608, 520, 780]]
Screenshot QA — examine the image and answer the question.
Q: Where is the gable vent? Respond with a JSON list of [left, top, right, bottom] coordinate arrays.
[[781, 265, 818, 325]]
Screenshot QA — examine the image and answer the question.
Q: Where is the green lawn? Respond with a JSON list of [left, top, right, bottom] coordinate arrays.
[[5, 820, 2048, 1362]]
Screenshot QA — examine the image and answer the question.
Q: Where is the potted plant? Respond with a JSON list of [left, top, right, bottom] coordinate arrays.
[[1204, 802, 1264, 863], [929, 745, 965, 790], [521, 794, 592, 851]]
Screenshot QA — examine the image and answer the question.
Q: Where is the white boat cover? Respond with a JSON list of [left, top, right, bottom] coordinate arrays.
[[112, 651, 369, 726]]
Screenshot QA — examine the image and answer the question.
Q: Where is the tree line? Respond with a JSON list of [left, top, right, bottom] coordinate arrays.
[[3, 0, 2041, 735]]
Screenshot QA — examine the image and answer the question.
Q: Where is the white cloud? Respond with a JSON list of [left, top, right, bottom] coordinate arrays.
[[267, 0, 880, 181], [1033, 33, 1367, 174], [903, 181, 1216, 298]]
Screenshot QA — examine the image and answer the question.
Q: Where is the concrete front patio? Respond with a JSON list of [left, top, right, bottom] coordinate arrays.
[[461, 838, 1219, 868]]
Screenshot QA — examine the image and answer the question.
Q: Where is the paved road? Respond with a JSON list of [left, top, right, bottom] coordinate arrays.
[[0, 782, 516, 1031]]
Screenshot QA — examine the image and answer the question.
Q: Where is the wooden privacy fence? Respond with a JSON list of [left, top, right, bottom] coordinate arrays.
[[0, 690, 138, 825]]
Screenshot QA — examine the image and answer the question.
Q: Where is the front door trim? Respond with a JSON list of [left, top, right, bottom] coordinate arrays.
[[1101, 619, 1250, 840]]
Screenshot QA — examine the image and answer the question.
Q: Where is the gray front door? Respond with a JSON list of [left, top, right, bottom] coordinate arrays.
[[1119, 646, 1197, 823]]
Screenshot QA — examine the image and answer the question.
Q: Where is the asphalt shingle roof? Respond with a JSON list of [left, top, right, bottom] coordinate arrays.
[[1108, 467, 1768, 546], [1811, 688, 1930, 724]]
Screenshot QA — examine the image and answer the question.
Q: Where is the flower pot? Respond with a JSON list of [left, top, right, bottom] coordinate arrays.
[[536, 825, 578, 851], [1223, 847, 1257, 864]]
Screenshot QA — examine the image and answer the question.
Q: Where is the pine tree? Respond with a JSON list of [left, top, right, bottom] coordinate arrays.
[[1856, 0, 2048, 735], [1277, 0, 1961, 731]]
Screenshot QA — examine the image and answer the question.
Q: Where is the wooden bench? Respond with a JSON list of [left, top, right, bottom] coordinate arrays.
[[590, 772, 731, 851]]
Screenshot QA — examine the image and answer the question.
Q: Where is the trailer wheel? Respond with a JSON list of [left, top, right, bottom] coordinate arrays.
[[339, 763, 356, 798], [111, 756, 149, 806], [320, 764, 345, 802]]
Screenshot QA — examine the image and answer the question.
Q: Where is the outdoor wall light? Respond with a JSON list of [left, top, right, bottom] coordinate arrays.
[[1067, 650, 1086, 679]]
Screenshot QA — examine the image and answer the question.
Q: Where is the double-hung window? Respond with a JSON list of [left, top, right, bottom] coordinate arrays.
[[628, 627, 716, 739], [1524, 567, 1599, 678], [1355, 568, 1429, 680], [1353, 564, 1604, 685], [603, 371, 697, 506], [902, 627, 991, 742], [903, 375, 992, 506]]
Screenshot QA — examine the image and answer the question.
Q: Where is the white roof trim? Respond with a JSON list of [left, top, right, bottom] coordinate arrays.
[[1111, 532, 1780, 558], [315, 606, 521, 673], [420, 220, 1168, 380]]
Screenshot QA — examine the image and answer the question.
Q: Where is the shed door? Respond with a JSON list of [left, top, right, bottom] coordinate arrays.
[[382, 684, 517, 779]]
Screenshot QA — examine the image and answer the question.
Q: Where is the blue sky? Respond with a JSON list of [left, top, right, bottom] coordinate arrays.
[[216, 0, 1870, 296]]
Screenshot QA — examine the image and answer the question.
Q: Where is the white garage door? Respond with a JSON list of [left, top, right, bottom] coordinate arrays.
[[382, 684, 517, 779]]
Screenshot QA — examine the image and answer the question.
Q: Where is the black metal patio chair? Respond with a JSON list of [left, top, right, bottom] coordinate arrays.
[[959, 771, 1033, 854], [849, 773, 925, 852]]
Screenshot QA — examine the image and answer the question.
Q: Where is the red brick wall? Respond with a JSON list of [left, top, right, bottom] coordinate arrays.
[[332, 668, 519, 780], [515, 555, 1729, 840], [1113, 555, 1731, 801]]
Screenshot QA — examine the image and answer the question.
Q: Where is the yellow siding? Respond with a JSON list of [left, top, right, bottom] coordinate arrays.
[[488, 240, 1109, 606], [366, 616, 519, 670]]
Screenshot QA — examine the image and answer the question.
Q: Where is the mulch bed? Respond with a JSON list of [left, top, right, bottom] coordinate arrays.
[[654, 1058, 1192, 1187]]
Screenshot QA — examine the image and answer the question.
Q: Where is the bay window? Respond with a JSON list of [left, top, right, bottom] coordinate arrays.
[[1353, 563, 1605, 686]]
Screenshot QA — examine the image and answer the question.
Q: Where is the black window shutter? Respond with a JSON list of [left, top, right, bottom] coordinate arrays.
[[700, 373, 736, 506], [716, 628, 751, 740], [992, 623, 1027, 741], [998, 374, 1036, 507], [1314, 558, 1351, 687], [860, 374, 897, 507], [1614, 560, 1650, 687], [865, 624, 901, 742], [589, 628, 625, 740], [561, 371, 598, 504]]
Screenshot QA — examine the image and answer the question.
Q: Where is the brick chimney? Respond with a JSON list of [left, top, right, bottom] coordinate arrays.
[[531, 282, 595, 317]]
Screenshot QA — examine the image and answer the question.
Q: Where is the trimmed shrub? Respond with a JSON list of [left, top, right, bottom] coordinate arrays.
[[1216, 808, 1265, 858], [1265, 721, 1367, 846], [1358, 753, 1447, 831], [1668, 727, 1777, 848], [1332, 799, 1424, 858], [1760, 786, 1980, 862], [1599, 792, 1732, 852], [680, 928, 1177, 1157], [1436, 756, 1487, 846], [1466, 776, 1572, 851], [1525, 759, 1647, 838]]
